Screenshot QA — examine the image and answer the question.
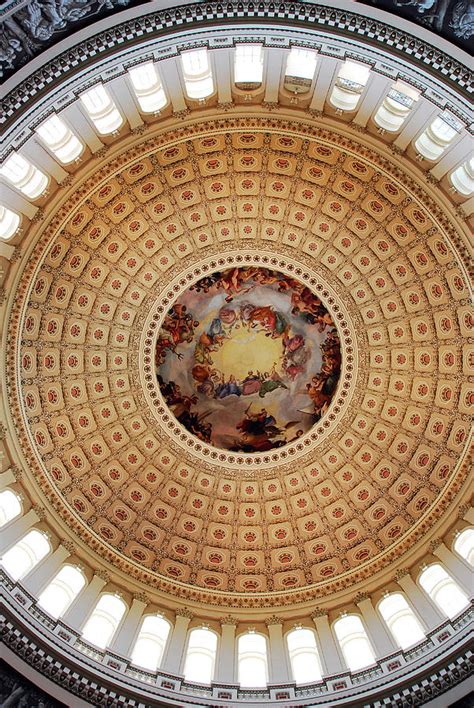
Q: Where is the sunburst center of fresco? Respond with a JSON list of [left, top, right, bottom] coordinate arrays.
[[155, 267, 341, 452]]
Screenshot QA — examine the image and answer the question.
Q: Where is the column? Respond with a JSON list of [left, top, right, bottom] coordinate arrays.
[[396, 570, 444, 631], [109, 595, 148, 657], [62, 103, 104, 153], [264, 48, 284, 104], [432, 541, 473, 596], [0, 182, 38, 219], [311, 611, 345, 675], [353, 74, 390, 127], [356, 594, 398, 658], [0, 468, 17, 490], [430, 135, 473, 180], [109, 76, 143, 130], [265, 616, 291, 683], [0, 508, 40, 554], [159, 58, 188, 113], [213, 48, 232, 105], [310, 57, 338, 112], [22, 140, 68, 183], [62, 573, 107, 631], [215, 616, 237, 683], [160, 608, 192, 675], [22, 543, 71, 596], [394, 102, 437, 151]]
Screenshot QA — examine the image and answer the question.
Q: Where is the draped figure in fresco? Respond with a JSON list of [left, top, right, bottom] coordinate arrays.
[[156, 267, 342, 452]]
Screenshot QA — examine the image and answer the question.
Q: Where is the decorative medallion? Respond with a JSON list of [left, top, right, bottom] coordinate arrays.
[[155, 266, 341, 452]]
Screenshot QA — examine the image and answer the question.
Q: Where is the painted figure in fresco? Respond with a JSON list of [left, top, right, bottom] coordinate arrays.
[[156, 267, 342, 451], [156, 305, 199, 365], [233, 407, 282, 451], [248, 305, 288, 338], [241, 371, 262, 396], [232, 407, 302, 452], [216, 374, 242, 399], [158, 375, 212, 442], [258, 366, 288, 398]]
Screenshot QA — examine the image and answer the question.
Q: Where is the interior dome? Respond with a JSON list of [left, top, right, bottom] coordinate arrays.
[[7, 117, 471, 602], [1, 2, 472, 705]]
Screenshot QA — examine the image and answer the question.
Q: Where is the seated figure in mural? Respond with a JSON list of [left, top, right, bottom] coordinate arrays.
[[258, 366, 288, 398], [241, 371, 262, 396], [248, 305, 288, 338], [215, 374, 242, 399]]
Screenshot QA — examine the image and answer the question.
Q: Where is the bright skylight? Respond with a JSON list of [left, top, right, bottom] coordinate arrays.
[[80, 84, 124, 135], [285, 47, 318, 81], [181, 49, 214, 99], [238, 633, 268, 687], [333, 615, 376, 672], [378, 594, 425, 649], [330, 60, 371, 112], [131, 615, 171, 671], [183, 628, 218, 684], [234, 44, 264, 85], [374, 80, 420, 132], [287, 628, 323, 684], [0, 205, 21, 241], [419, 564, 469, 619], [415, 114, 460, 160], [0, 489, 22, 526], [0, 153, 49, 199], [38, 565, 86, 619], [0, 529, 51, 581], [128, 62, 168, 112], [36, 114, 84, 164], [454, 528, 474, 565], [81, 593, 127, 649], [450, 157, 474, 196]]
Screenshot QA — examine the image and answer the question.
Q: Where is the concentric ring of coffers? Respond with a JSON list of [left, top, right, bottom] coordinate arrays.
[[9, 118, 473, 599]]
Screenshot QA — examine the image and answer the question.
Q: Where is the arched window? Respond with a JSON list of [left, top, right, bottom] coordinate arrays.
[[454, 528, 474, 566], [238, 632, 268, 688], [285, 47, 318, 81], [378, 594, 425, 649], [80, 84, 124, 135], [128, 62, 168, 113], [283, 47, 318, 96], [0, 206, 21, 241], [414, 114, 460, 160], [330, 60, 370, 112], [0, 152, 49, 199], [450, 157, 474, 196], [131, 614, 171, 671], [419, 564, 469, 619], [0, 529, 51, 581], [0, 489, 22, 527], [36, 114, 84, 164], [286, 627, 322, 684], [181, 49, 214, 100], [333, 615, 375, 672], [37, 565, 86, 619], [183, 627, 218, 684], [234, 45, 264, 88], [373, 80, 420, 132], [81, 594, 127, 649]]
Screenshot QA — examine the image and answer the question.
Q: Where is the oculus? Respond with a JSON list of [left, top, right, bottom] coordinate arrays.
[[156, 267, 341, 452]]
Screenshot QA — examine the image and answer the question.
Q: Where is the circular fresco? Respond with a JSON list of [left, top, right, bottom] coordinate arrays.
[[156, 267, 341, 452]]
